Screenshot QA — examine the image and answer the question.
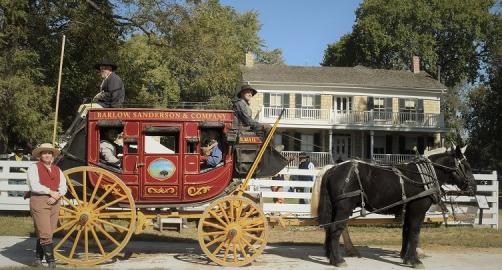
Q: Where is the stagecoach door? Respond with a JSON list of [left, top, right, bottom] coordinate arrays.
[[140, 124, 182, 201]]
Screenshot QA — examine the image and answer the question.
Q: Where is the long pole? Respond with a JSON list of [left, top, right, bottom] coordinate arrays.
[[52, 35, 66, 145]]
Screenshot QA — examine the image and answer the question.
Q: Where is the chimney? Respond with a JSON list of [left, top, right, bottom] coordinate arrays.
[[245, 51, 254, 67], [412, 56, 420, 74]]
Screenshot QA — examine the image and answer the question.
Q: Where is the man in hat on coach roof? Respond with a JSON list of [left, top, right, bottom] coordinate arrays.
[[64, 58, 125, 137], [232, 84, 272, 135], [93, 58, 125, 108]]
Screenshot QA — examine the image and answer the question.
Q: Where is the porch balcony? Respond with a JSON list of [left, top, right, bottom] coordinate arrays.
[[333, 111, 445, 129], [281, 151, 332, 168], [258, 107, 331, 125], [372, 154, 417, 165], [258, 106, 444, 129]]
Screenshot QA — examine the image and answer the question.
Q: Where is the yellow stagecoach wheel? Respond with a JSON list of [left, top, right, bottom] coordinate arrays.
[[198, 195, 268, 266], [54, 166, 136, 266]]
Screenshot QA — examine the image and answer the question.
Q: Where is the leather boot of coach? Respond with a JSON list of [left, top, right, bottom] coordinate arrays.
[[42, 243, 56, 269]]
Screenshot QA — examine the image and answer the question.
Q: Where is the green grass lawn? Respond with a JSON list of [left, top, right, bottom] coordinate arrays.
[[1, 212, 501, 249]]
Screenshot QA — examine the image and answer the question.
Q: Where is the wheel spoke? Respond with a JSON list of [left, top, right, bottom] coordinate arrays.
[[235, 200, 244, 222], [211, 238, 227, 256], [203, 220, 226, 231], [54, 224, 78, 251], [82, 171, 87, 204], [95, 222, 120, 246], [89, 173, 103, 205], [89, 225, 105, 255], [205, 235, 226, 247], [237, 240, 248, 258], [218, 202, 231, 224], [65, 176, 82, 203], [201, 231, 226, 237], [223, 239, 230, 261], [62, 196, 78, 211], [233, 244, 237, 262], [240, 237, 257, 253], [94, 194, 127, 212], [84, 226, 89, 260], [92, 182, 118, 208], [244, 232, 264, 243], [95, 218, 129, 232], [54, 220, 77, 234], [69, 228, 83, 259], [241, 208, 258, 220], [208, 210, 227, 226], [96, 212, 133, 219], [241, 218, 264, 228], [243, 227, 265, 232]]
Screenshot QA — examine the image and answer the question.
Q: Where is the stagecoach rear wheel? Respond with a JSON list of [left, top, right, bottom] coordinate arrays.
[[198, 195, 268, 266], [54, 166, 136, 266]]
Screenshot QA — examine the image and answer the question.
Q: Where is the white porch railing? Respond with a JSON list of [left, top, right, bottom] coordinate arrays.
[[281, 151, 332, 168], [372, 154, 416, 165], [260, 107, 331, 122], [333, 111, 444, 128]]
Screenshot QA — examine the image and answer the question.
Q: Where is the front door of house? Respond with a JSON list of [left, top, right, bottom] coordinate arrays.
[[333, 135, 351, 162]]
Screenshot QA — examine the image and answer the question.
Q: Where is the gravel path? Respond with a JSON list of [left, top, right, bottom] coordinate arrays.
[[0, 236, 500, 269]]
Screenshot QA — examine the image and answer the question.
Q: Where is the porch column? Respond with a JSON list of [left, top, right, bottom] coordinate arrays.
[[370, 130, 374, 162], [329, 129, 333, 163]]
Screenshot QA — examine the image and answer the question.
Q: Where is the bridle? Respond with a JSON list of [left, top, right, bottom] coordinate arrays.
[[430, 156, 474, 193]]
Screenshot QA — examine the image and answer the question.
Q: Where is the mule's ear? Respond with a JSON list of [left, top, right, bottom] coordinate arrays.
[[461, 145, 468, 154], [423, 147, 447, 157]]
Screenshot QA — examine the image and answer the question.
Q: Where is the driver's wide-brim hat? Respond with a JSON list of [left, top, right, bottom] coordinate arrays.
[[32, 143, 60, 158], [94, 58, 118, 71], [237, 84, 257, 98]]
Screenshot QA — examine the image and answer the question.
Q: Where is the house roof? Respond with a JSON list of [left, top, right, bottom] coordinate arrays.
[[241, 64, 445, 91]]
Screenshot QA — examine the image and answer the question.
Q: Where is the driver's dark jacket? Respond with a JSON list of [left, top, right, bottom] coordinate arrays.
[[232, 98, 260, 130]]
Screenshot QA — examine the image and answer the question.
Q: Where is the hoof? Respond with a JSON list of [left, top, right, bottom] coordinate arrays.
[[335, 261, 348, 267], [416, 248, 426, 258], [413, 263, 425, 269]]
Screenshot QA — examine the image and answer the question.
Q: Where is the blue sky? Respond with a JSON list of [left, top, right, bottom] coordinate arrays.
[[220, 0, 362, 66]]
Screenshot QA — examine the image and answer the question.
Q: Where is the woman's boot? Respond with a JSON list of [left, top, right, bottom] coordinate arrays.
[[41, 243, 56, 269], [32, 239, 44, 267]]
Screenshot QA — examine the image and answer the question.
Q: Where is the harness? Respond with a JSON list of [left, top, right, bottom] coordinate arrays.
[[320, 156, 469, 228]]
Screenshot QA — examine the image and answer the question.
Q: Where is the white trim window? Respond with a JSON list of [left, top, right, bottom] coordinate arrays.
[[302, 94, 315, 108], [300, 134, 314, 152], [270, 93, 283, 108]]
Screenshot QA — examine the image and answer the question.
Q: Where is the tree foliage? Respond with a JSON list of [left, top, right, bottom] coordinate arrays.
[[321, 0, 500, 140], [0, 0, 283, 151], [464, 11, 502, 171]]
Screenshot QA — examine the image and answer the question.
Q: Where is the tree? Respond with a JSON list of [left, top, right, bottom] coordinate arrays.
[[464, 11, 502, 171], [321, 0, 499, 138], [0, 0, 56, 148], [255, 48, 285, 65]]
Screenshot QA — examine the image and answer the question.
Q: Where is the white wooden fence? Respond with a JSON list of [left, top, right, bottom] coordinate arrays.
[[0, 160, 498, 228], [0, 161, 34, 211], [249, 168, 499, 228]]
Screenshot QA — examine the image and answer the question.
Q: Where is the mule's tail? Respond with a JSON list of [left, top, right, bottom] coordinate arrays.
[[318, 166, 334, 225]]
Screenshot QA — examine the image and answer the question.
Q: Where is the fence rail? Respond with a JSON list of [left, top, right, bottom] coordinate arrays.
[[1, 161, 498, 228], [372, 154, 416, 165], [281, 151, 332, 168]]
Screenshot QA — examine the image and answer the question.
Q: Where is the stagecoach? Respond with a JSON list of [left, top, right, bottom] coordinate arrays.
[[53, 107, 288, 266]]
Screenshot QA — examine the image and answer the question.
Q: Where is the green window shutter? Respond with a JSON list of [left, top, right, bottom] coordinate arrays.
[[313, 133, 321, 152], [399, 98, 405, 112], [385, 135, 393, 154], [264, 93, 270, 107], [386, 98, 393, 112], [295, 94, 302, 108], [398, 136, 405, 154], [417, 99, 424, 113], [315, 95, 321, 109], [367, 97, 374, 110], [283, 94, 290, 108]]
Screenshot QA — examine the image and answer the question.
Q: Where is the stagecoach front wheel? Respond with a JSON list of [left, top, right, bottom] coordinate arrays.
[[198, 195, 268, 266], [54, 166, 136, 266]]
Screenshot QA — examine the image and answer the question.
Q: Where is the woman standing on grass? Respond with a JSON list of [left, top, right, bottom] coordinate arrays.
[[27, 143, 67, 269]]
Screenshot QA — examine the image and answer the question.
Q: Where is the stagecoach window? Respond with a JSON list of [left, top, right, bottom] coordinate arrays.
[[145, 135, 178, 154]]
